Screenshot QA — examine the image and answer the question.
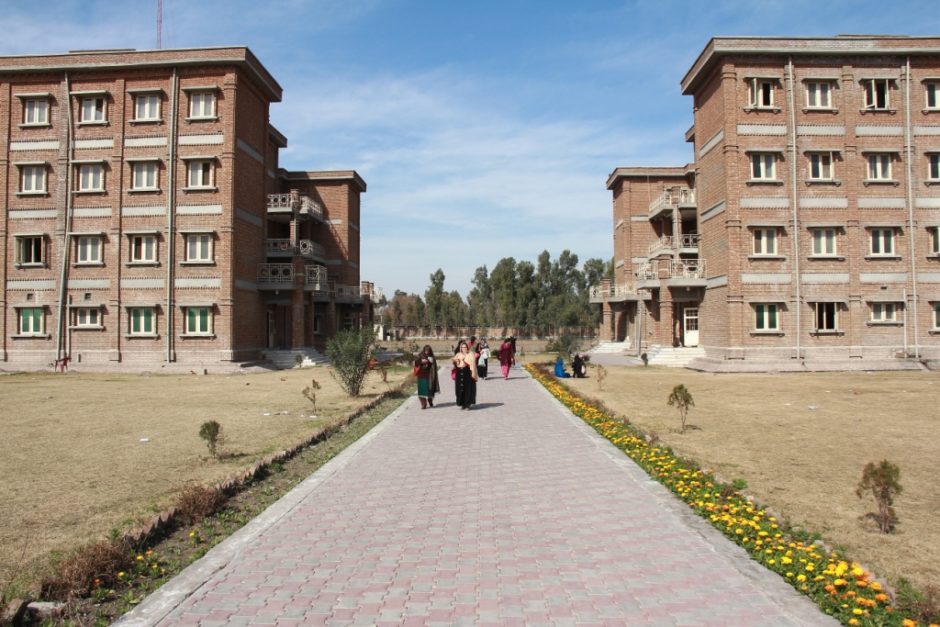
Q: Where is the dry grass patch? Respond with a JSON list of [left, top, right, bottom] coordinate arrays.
[[565, 366, 940, 592], [0, 365, 408, 591]]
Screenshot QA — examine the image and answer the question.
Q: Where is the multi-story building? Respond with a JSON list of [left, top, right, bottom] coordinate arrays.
[[594, 36, 940, 370], [1, 47, 373, 370]]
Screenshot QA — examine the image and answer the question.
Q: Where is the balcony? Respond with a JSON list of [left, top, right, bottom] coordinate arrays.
[[266, 193, 324, 222], [257, 263, 295, 289], [265, 238, 326, 261], [649, 187, 696, 220], [305, 265, 328, 293], [647, 233, 701, 258], [335, 283, 363, 303], [634, 258, 707, 288], [589, 282, 645, 303]]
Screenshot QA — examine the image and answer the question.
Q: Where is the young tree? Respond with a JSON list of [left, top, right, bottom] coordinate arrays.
[[667, 384, 695, 433], [856, 460, 902, 533], [326, 328, 376, 396]]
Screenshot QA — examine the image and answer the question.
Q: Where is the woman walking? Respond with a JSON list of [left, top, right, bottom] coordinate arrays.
[[414, 345, 440, 409], [452, 339, 478, 410], [477, 338, 490, 379], [498, 337, 515, 379]]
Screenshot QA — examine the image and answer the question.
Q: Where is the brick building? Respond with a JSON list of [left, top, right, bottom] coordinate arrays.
[[1, 47, 373, 370], [594, 36, 940, 370]]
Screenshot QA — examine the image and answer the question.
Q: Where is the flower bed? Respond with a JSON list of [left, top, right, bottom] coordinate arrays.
[[527, 363, 917, 627]]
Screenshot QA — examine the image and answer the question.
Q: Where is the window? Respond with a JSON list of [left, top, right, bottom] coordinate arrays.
[[129, 307, 156, 335], [929, 154, 940, 181], [17, 307, 44, 336], [184, 307, 212, 335], [929, 227, 940, 255], [926, 82, 939, 110], [870, 302, 899, 323], [863, 79, 890, 110], [866, 153, 893, 181], [754, 303, 779, 331], [186, 160, 214, 188], [133, 94, 160, 121], [132, 161, 159, 190], [19, 165, 47, 193], [750, 153, 777, 180], [130, 235, 157, 263], [813, 302, 838, 332], [752, 228, 778, 256], [748, 78, 775, 108], [74, 307, 101, 328], [869, 228, 896, 256], [808, 152, 834, 180], [76, 235, 102, 264], [77, 163, 105, 192], [935, 303, 940, 330], [79, 96, 107, 123], [805, 81, 833, 109], [188, 92, 216, 119], [811, 228, 838, 256], [23, 98, 50, 125], [15, 236, 44, 265], [185, 233, 213, 262]]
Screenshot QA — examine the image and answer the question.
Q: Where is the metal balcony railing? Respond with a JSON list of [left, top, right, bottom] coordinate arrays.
[[305, 265, 328, 291], [267, 193, 293, 213], [589, 283, 639, 302], [298, 239, 325, 260], [634, 258, 707, 282], [257, 263, 294, 286], [266, 193, 324, 220], [299, 196, 324, 220], [649, 187, 696, 216], [265, 238, 326, 260], [647, 233, 701, 256]]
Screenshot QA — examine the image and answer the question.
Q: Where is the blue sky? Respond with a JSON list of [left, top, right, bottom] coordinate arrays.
[[3, 1, 939, 296]]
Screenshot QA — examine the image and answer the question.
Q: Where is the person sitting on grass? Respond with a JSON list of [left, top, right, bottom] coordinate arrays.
[[572, 353, 586, 378], [554, 356, 570, 378]]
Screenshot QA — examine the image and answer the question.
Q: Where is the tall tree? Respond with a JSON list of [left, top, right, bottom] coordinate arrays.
[[424, 269, 446, 326], [489, 257, 517, 326]]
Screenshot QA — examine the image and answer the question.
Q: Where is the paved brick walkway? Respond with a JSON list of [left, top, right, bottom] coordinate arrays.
[[117, 367, 836, 626]]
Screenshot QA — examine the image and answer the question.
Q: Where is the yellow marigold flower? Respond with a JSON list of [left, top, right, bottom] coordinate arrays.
[[805, 563, 814, 572], [848, 620, 859, 626], [852, 608, 863, 615], [875, 593, 889, 603], [871, 581, 883, 591], [834, 578, 848, 587], [117, 571, 126, 578], [136, 555, 144, 561], [901, 620, 916, 627], [796, 574, 807, 583]]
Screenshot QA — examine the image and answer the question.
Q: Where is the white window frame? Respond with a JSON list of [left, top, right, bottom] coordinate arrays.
[[863, 79, 891, 110], [754, 303, 779, 331], [750, 153, 777, 180], [752, 228, 778, 256], [931, 226, 940, 255], [131, 161, 159, 191], [926, 81, 939, 110], [805, 81, 833, 109], [129, 234, 157, 263], [77, 163, 105, 192], [808, 152, 834, 181], [810, 228, 838, 257], [813, 302, 839, 332], [928, 153, 940, 182], [133, 93, 161, 121], [73, 307, 102, 329], [15, 235, 44, 266], [183, 306, 213, 336], [870, 302, 899, 323], [79, 96, 107, 124], [188, 91, 216, 119], [186, 159, 215, 189], [19, 164, 47, 194], [184, 233, 214, 263], [75, 235, 103, 265], [17, 307, 45, 336], [869, 228, 896, 257], [747, 78, 775, 109], [128, 307, 156, 336], [22, 98, 50, 125], [866, 153, 893, 181]]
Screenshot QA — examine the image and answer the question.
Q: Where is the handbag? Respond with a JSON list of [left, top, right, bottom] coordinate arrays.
[[451, 367, 457, 381], [413, 365, 421, 376]]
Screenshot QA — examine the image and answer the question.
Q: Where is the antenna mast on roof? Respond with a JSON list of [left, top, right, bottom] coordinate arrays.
[[156, 0, 163, 49]]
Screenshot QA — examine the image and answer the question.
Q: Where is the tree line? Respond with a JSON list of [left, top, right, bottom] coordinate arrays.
[[380, 250, 613, 333]]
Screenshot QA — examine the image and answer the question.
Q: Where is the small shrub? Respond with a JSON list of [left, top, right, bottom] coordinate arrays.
[[595, 365, 607, 391], [856, 459, 902, 533], [640, 352, 648, 366], [545, 334, 581, 357], [326, 328, 376, 396], [41, 539, 133, 600], [302, 378, 321, 413], [731, 478, 748, 491], [667, 384, 694, 433], [176, 484, 226, 524], [198, 420, 224, 457]]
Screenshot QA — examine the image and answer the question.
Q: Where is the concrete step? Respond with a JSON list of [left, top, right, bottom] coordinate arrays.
[[262, 348, 329, 369], [587, 341, 633, 354]]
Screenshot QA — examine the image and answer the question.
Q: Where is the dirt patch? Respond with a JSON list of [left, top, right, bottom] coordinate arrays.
[[564, 365, 940, 592], [0, 365, 409, 594]]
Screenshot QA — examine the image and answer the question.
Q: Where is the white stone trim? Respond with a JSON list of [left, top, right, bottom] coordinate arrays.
[[69, 279, 110, 289], [75, 138, 114, 149], [7, 279, 55, 291], [801, 273, 850, 284], [855, 125, 904, 136], [741, 273, 791, 284], [235, 207, 263, 227], [236, 138, 264, 164], [125, 136, 168, 148], [176, 278, 221, 288], [698, 129, 724, 159], [9, 209, 57, 219], [180, 133, 225, 146], [860, 273, 907, 283], [799, 197, 848, 208], [177, 204, 223, 215], [796, 125, 845, 136], [9, 140, 59, 151], [122, 205, 165, 216], [120, 278, 165, 289], [737, 124, 787, 136], [858, 197, 906, 208], [73, 207, 112, 217], [740, 197, 789, 208]]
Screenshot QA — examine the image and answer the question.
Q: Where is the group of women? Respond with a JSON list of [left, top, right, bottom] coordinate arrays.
[[413, 337, 516, 411]]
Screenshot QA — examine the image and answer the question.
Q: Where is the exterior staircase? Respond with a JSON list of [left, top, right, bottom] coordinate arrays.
[[262, 348, 330, 369], [643, 345, 706, 367], [587, 341, 633, 354]]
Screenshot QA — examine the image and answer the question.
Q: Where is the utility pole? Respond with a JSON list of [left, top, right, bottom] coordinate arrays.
[[156, 0, 163, 49]]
